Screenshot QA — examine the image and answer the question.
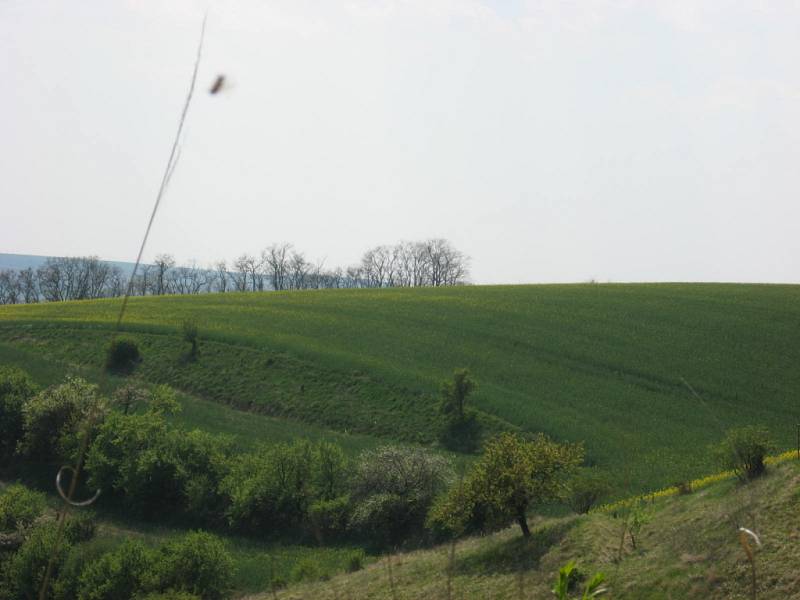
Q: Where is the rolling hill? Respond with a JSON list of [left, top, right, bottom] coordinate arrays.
[[1, 283, 799, 493]]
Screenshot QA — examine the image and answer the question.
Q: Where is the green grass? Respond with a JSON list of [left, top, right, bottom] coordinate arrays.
[[0, 340, 384, 457], [2, 283, 800, 493]]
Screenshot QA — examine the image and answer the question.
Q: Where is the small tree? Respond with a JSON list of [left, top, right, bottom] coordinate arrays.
[[438, 369, 481, 452], [0, 366, 39, 460], [714, 426, 776, 481], [111, 384, 149, 415], [182, 320, 199, 360], [440, 368, 475, 420], [431, 433, 583, 538]]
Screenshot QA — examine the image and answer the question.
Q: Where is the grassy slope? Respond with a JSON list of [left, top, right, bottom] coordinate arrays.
[[266, 459, 800, 600], [1, 283, 799, 492]]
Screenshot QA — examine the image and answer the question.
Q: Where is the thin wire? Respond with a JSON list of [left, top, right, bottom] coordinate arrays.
[[115, 12, 207, 330], [37, 14, 209, 600]]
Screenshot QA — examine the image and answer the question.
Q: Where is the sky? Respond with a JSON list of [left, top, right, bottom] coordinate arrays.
[[1, 0, 799, 284]]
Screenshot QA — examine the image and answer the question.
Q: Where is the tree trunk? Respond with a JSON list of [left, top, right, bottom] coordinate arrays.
[[517, 511, 531, 537]]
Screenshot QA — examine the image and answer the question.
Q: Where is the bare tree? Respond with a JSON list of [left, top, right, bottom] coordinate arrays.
[[263, 243, 292, 291], [288, 251, 309, 290], [108, 266, 125, 297], [18, 268, 38, 303], [153, 254, 175, 295], [0, 270, 20, 304], [420, 239, 468, 287], [214, 260, 229, 293], [231, 254, 251, 292]]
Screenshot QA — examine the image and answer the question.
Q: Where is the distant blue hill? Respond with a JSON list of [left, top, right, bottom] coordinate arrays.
[[0, 253, 140, 276]]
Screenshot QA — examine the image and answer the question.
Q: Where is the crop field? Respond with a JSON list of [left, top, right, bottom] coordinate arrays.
[[1, 283, 799, 493]]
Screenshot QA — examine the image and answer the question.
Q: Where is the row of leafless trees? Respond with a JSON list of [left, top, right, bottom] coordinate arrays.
[[0, 239, 469, 304], [0, 257, 127, 304]]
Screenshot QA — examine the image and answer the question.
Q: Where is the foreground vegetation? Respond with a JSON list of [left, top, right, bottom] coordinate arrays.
[[1, 283, 799, 492], [269, 458, 800, 599]]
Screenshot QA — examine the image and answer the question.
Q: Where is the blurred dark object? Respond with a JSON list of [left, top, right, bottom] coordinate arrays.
[[210, 75, 225, 94]]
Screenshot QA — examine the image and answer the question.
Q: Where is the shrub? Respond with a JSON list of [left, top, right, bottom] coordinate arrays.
[[222, 440, 348, 532], [85, 411, 177, 515], [105, 337, 140, 372], [0, 484, 46, 533], [1, 523, 70, 600], [153, 531, 234, 600], [714, 426, 776, 481], [308, 496, 351, 543], [345, 549, 366, 573], [85, 409, 231, 519], [568, 468, 612, 514], [52, 538, 115, 600], [0, 367, 39, 460], [76, 539, 156, 600], [350, 446, 451, 545], [63, 511, 97, 544], [17, 377, 106, 462], [290, 557, 325, 583], [146, 385, 181, 416]]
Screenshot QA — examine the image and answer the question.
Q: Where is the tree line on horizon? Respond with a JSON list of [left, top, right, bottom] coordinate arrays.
[[0, 238, 469, 304]]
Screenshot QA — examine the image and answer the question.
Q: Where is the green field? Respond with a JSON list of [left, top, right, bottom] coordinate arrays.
[[1, 283, 799, 493]]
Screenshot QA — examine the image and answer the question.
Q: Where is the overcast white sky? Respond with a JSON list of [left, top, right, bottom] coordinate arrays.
[[2, 1, 799, 284]]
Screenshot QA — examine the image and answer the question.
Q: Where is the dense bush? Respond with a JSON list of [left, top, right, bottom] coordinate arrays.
[[85, 404, 232, 519], [153, 532, 234, 600], [714, 426, 776, 481], [308, 496, 351, 543], [0, 523, 69, 600], [105, 336, 141, 372], [0, 367, 39, 461], [567, 468, 612, 514], [17, 377, 106, 462], [77, 539, 156, 600], [221, 440, 348, 533], [0, 484, 46, 533], [51, 537, 113, 600], [86, 410, 178, 515], [349, 446, 451, 545], [73, 532, 232, 600], [63, 511, 97, 545]]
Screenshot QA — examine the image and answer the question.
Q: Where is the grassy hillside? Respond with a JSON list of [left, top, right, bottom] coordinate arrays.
[[1, 283, 799, 492], [265, 459, 800, 600]]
